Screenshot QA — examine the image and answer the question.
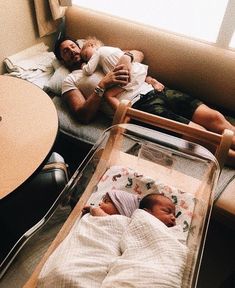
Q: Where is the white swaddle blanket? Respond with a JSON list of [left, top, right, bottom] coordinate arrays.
[[38, 213, 130, 288], [38, 209, 187, 288], [101, 209, 187, 288]]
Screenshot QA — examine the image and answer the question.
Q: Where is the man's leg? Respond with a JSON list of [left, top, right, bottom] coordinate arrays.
[[192, 104, 235, 167], [192, 104, 235, 148]]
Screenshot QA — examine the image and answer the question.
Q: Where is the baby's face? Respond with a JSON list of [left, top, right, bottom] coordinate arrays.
[[99, 193, 119, 215], [150, 196, 176, 227], [81, 45, 95, 62]]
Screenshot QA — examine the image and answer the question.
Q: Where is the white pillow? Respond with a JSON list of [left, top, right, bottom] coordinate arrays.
[[45, 65, 70, 95]]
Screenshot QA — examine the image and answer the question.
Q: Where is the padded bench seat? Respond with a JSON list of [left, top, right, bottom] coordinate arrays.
[[53, 96, 112, 146]]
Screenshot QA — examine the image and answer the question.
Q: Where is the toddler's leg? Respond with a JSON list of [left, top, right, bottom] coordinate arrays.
[[105, 86, 125, 110]]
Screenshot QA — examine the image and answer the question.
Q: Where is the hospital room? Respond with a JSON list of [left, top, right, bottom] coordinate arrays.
[[1, 0, 235, 287]]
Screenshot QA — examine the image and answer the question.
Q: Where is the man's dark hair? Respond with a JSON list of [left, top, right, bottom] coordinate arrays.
[[54, 36, 79, 60]]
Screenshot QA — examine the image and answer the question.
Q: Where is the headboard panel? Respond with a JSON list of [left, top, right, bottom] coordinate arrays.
[[65, 5, 235, 112]]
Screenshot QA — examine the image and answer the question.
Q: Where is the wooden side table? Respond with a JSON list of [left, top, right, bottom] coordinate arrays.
[[0, 75, 58, 199]]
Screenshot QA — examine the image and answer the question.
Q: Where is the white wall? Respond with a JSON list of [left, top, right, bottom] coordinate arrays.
[[0, 0, 54, 74]]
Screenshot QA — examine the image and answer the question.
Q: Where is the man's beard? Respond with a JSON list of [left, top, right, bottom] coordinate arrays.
[[69, 59, 83, 71]]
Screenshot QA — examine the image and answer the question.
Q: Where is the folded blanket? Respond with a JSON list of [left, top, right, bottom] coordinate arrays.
[[38, 210, 187, 288], [4, 43, 53, 71], [4, 43, 54, 89], [38, 214, 130, 288], [101, 209, 187, 288]]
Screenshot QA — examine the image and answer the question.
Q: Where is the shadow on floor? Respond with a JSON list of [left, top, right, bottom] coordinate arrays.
[[53, 133, 92, 175], [197, 217, 235, 288]]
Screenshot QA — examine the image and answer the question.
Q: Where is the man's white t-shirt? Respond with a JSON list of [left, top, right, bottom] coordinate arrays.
[[62, 68, 153, 117]]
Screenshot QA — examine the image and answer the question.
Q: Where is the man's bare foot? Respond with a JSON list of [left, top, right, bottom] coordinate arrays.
[[145, 76, 165, 92]]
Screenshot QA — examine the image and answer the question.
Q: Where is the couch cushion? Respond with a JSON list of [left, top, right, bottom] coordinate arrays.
[[215, 167, 235, 200], [53, 96, 112, 145], [65, 5, 235, 113], [214, 177, 235, 227], [216, 178, 235, 214]]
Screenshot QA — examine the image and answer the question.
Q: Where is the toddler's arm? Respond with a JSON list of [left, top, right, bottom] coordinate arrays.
[[82, 50, 100, 75]]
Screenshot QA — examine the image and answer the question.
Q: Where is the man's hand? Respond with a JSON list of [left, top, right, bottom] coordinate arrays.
[[116, 54, 133, 81], [116, 50, 144, 83], [99, 64, 130, 89]]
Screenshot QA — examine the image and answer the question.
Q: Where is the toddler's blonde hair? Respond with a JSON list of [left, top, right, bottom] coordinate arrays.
[[83, 36, 104, 49]]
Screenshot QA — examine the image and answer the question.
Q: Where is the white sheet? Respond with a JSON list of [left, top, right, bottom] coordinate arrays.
[[101, 209, 187, 288], [4, 43, 54, 89], [38, 214, 130, 288]]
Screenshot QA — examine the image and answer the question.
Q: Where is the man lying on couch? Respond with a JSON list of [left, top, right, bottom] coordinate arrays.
[[54, 37, 235, 167]]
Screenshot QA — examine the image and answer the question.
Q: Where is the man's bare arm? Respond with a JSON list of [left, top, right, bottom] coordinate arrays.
[[63, 88, 103, 124], [116, 50, 144, 71], [62, 65, 130, 124]]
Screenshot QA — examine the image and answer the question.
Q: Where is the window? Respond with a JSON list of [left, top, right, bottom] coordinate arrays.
[[72, 0, 235, 50]]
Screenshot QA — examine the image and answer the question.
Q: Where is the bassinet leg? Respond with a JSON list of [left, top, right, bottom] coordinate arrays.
[[215, 129, 234, 169]]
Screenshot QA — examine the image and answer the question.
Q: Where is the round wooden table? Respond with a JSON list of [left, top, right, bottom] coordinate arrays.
[[0, 75, 58, 199]]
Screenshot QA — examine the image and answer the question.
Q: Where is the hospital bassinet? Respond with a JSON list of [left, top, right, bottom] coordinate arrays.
[[24, 101, 233, 288]]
